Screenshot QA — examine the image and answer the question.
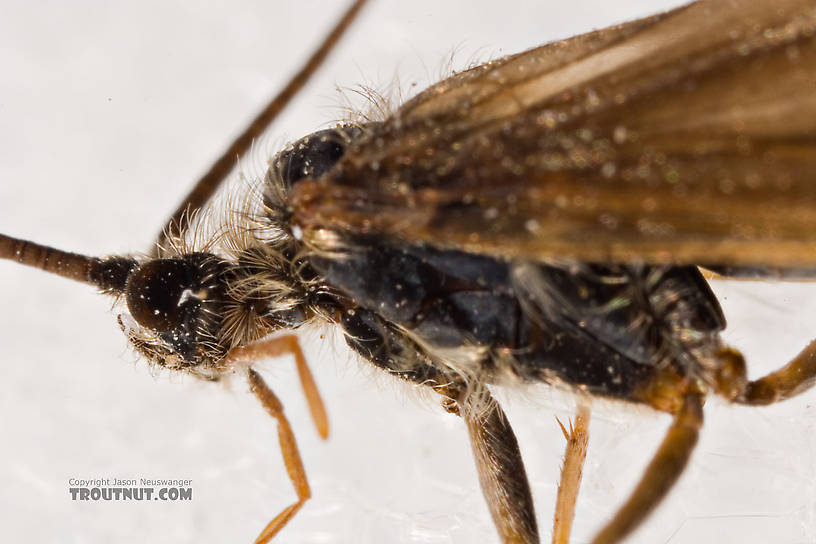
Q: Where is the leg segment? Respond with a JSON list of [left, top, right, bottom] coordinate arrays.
[[592, 392, 704, 544], [733, 339, 816, 405], [227, 334, 329, 439], [343, 308, 538, 542], [247, 368, 311, 544], [458, 391, 539, 544], [552, 405, 591, 544], [702, 268, 816, 404]]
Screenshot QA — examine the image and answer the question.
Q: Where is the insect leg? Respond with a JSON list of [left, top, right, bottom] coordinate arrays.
[[247, 368, 312, 544], [341, 308, 539, 542], [153, 0, 369, 253], [728, 340, 816, 405], [592, 391, 704, 544], [552, 405, 590, 544], [457, 391, 539, 544], [227, 335, 329, 439]]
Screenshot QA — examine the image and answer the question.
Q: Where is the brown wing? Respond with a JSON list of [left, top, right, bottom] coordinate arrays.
[[291, 0, 816, 267]]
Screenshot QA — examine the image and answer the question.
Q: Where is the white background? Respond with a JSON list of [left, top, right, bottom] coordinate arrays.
[[1, 1, 814, 543]]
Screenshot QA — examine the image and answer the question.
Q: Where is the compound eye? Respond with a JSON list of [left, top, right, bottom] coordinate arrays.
[[125, 259, 199, 332]]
